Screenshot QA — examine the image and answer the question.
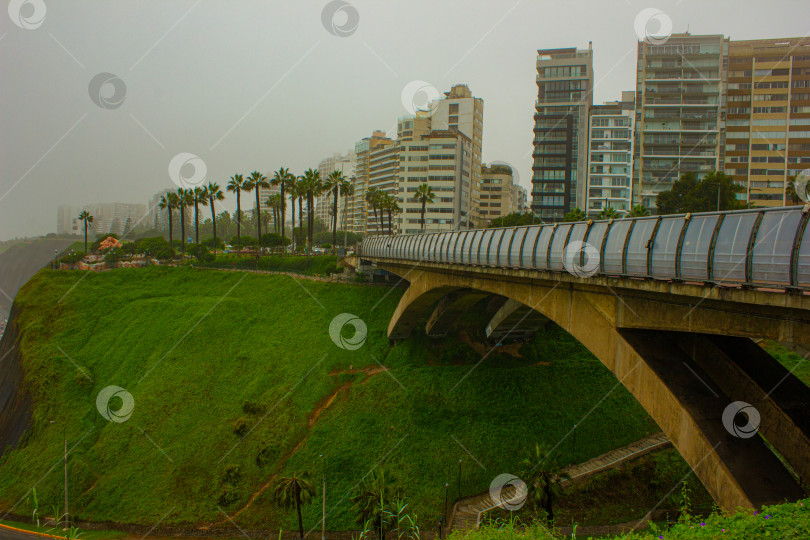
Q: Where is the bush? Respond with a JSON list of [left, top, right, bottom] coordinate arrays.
[[232, 418, 250, 437], [218, 485, 239, 507], [260, 233, 291, 248], [242, 400, 267, 415], [59, 251, 85, 264], [190, 244, 215, 263]]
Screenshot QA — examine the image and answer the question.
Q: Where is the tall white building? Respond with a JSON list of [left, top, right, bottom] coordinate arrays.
[[316, 150, 356, 231], [148, 189, 174, 232], [57, 205, 81, 235], [586, 92, 636, 215]]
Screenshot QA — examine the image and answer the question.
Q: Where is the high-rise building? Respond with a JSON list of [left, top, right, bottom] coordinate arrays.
[[480, 163, 520, 223], [316, 150, 357, 230], [586, 92, 636, 215], [429, 85, 484, 227], [349, 131, 394, 234], [398, 128, 472, 234], [724, 37, 810, 207], [57, 205, 81, 235], [532, 46, 594, 220], [514, 184, 530, 214], [148, 188, 174, 232], [633, 33, 728, 210], [64, 202, 147, 237]]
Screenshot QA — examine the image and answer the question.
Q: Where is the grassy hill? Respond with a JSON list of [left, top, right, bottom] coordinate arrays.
[[0, 266, 666, 531]]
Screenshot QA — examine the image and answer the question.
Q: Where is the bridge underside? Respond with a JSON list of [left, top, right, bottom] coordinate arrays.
[[370, 259, 810, 512]]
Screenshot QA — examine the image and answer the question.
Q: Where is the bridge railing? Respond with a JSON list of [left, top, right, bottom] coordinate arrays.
[[360, 206, 810, 290]]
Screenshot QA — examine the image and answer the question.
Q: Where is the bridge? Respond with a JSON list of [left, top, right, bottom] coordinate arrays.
[[350, 205, 810, 513]]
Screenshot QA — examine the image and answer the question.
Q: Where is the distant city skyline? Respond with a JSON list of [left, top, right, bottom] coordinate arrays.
[[1, 1, 807, 239]]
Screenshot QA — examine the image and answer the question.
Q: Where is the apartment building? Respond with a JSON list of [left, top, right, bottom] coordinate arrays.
[[724, 37, 810, 207], [367, 143, 400, 235], [60, 202, 147, 237], [480, 163, 521, 223], [316, 150, 356, 230], [586, 92, 636, 215], [148, 188, 174, 232], [531, 46, 594, 220], [633, 33, 728, 210], [348, 131, 394, 233]]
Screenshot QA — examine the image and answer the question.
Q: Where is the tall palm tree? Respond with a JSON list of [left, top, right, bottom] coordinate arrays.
[[365, 187, 382, 235], [78, 210, 94, 253], [340, 179, 354, 237], [244, 171, 270, 249], [192, 186, 209, 244], [272, 167, 295, 242], [629, 204, 650, 218], [158, 194, 174, 248], [324, 170, 346, 249], [289, 176, 299, 251], [382, 193, 400, 236], [176, 187, 193, 254], [207, 182, 225, 245], [226, 174, 245, 248], [519, 443, 570, 527], [273, 473, 315, 540], [300, 169, 322, 252], [414, 183, 435, 233]]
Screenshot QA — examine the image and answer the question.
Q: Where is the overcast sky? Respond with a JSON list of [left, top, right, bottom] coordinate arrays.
[[0, 0, 806, 239]]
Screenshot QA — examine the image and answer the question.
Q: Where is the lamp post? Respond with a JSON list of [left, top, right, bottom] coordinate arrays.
[[320, 454, 326, 540], [443, 482, 449, 537], [457, 459, 462, 500], [49, 420, 67, 530]]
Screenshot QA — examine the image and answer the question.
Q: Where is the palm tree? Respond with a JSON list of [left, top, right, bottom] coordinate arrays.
[[227, 174, 245, 249], [244, 171, 270, 249], [78, 210, 94, 253], [324, 170, 346, 250], [300, 169, 322, 252], [192, 186, 209, 244], [629, 204, 650, 218], [350, 469, 403, 540], [272, 167, 295, 242], [365, 187, 382, 235], [596, 206, 620, 220], [381, 193, 400, 236], [176, 187, 193, 254], [519, 443, 570, 527], [289, 176, 299, 251], [273, 473, 315, 540], [207, 182, 225, 245], [562, 207, 587, 223], [158, 194, 174, 248], [414, 183, 435, 233]]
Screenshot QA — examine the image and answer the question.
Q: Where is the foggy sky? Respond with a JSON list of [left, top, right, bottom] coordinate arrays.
[[0, 0, 806, 240]]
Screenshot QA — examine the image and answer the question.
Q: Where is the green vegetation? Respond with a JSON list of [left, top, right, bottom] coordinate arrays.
[[192, 254, 344, 276], [0, 267, 662, 531], [0, 519, 126, 540], [656, 171, 745, 215], [460, 497, 810, 539], [487, 213, 537, 228]]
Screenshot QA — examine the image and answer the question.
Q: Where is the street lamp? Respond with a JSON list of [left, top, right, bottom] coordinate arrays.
[[320, 454, 326, 540], [49, 420, 68, 530], [457, 459, 462, 500]]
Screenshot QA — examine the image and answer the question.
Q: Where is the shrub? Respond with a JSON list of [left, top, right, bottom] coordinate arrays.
[[222, 465, 242, 485], [218, 485, 239, 507], [242, 400, 267, 415], [232, 418, 250, 437], [190, 244, 215, 263]]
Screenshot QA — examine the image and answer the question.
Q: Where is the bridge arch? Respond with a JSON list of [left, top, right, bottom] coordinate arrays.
[[385, 268, 809, 512]]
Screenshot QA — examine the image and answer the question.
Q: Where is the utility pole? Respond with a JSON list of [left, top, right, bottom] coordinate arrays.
[[64, 437, 68, 530]]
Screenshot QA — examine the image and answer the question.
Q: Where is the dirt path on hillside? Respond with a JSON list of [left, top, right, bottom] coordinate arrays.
[[207, 366, 388, 527]]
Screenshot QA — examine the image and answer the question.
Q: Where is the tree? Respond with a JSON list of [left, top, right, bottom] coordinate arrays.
[[340, 178, 354, 236], [272, 167, 295, 243], [656, 171, 745, 215], [596, 206, 620, 220], [244, 171, 270, 248], [158, 194, 174, 250], [273, 473, 315, 540], [562, 207, 587, 222], [323, 170, 347, 250], [629, 204, 650, 217], [288, 175, 301, 251], [227, 174, 245, 249], [488, 212, 536, 228], [351, 469, 403, 540], [414, 184, 435, 233], [519, 443, 570, 527], [192, 186, 209, 244], [381, 193, 400, 236], [176, 188, 193, 253], [365, 187, 383, 235], [78, 210, 94, 253], [300, 168, 322, 252], [207, 182, 225, 245]]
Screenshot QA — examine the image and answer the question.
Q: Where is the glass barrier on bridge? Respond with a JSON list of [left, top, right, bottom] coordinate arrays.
[[360, 206, 810, 290]]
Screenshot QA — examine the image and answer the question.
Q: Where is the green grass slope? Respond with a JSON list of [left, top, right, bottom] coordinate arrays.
[[0, 267, 662, 531]]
